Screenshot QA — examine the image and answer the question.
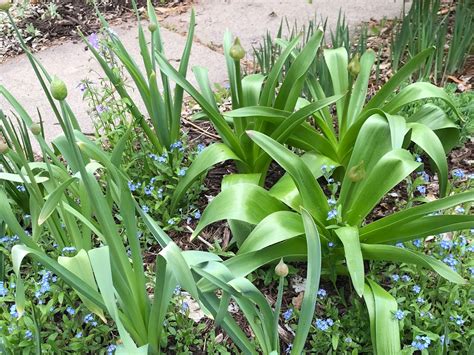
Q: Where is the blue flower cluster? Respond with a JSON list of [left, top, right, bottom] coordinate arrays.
[[0, 234, 19, 248], [170, 140, 184, 152], [393, 310, 405, 320], [282, 308, 293, 321], [317, 288, 327, 299], [315, 318, 334, 331], [411, 335, 431, 351], [0, 281, 7, 297], [84, 313, 98, 327], [35, 270, 56, 303], [443, 254, 458, 270], [62, 246, 77, 255]]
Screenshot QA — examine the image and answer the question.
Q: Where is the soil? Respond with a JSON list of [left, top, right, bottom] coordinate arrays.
[[0, 0, 190, 61]]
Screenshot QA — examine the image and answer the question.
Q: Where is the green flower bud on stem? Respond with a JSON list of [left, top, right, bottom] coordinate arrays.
[[275, 258, 289, 277], [348, 160, 366, 182], [0, 141, 9, 154], [229, 37, 245, 61], [50, 76, 68, 101], [148, 23, 158, 32], [348, 54, 361, 77], [30, 123, 41, 136], [0, 0, 12, 11]]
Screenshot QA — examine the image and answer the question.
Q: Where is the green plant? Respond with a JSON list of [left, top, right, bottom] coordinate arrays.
[[82, 0, 195, 155], [391, 0, 473, 85], [156, 28, 343, 212], [191, 114, 473, 352]]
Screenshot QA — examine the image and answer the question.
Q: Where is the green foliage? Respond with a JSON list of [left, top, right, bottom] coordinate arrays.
[[391, 0, 473, 85]]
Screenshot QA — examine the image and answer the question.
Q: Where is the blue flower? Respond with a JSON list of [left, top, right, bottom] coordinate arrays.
[[194, 211, 201, 219], [96, 104, 107, 114], [452, 169, 465, 179], [391, 274, 400, 282], [144, 185, 154, 195], [439, 239, 453, 250], [321, 165, 328, 173], [0, 282, 8, 297], [328, 242, 335, 248], [66, 306, 75, 315], [416, 297, 425, 304], [107, 344, 117, 354], [181, 301, 189, 313], [468, 267, 474, 276], [412, 285, 421, 294], [167, 219, 175, 225], [315, 318, 333, 331], [197, 143, 205, 153], [317, 288, 327, 299], [417, 171, 430, 182], [84, 313, 97, 327], [282, 308, 293, 321], [141, 205, 149, 213], [77, 82, 87, 92], [128, 181, 141, 192], [157, 188, 163, 198], [170, 141, 184, 152], [401, 275, 411, 282], [75, 332, 82, 338], [10, 304, 18, 318], [174, 285, 181, 295], [285, 343, 292, 354], [412, 239, 422, 248], [327, 198, 337, 206], [411, 335, 431, 351], [443, 254, 458, 269], [25, 330, 33, 340], [88, 33, 100, 50], [158, 154, 167, 163], [16, 185, 26, 192], [395, 242, 405, 248], [450, 315, 464, 326], [416, 185, 426, 195], [393, 310, 405, 320], [327, 209, 338, 220], [344, 337, 352, 343], [415, 155, 422, 163], [178, 168, 187, 177], [455, 206, 465, 214]]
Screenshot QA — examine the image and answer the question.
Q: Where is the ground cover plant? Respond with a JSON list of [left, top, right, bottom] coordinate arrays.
[[0, 0, 473, 353]]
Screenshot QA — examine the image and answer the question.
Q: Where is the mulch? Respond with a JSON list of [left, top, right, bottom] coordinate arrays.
[[0, 0, 189, 61]]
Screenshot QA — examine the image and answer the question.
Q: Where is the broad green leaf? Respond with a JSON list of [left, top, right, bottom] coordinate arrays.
[[170, 143, 242, 211], [364, 280, 401, 355], [247, 131, 328, 225], [239, 211, 304, 254], [192, 183, 287, 239], [0, 172, 48, 184], [346, 149, 420, 225], [334, 227, 364, 297], [58, 250, 106, 322], [408, 122, 448, 196]]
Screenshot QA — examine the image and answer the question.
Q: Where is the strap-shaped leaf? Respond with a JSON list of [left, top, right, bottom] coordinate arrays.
[[334, 226, 365, 297], [363, 280, 401, 355], [38, 177, 77, 225], [192, 183, 288, 239], [324, 47, 349, 129], [409, 122, 449, 196], [291, 208, 321, 354], [170, 143, 243, 211]]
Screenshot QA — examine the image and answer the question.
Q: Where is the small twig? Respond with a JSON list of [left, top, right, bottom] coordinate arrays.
[[182, 117, 220, 140], [185, 225, 214, 249]]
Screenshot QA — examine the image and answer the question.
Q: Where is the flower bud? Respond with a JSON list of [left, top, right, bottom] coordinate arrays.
[[348, 54, 360, 77], [0, 0, 12, 11], [148, 23, 158, 32], [50, 76, 68, 101], [30, 123, 41, 135], [229, 38, 245, 61], [0, 142, 9, 154], [348, 160, 365, 182], [275, 258, 289, 277]]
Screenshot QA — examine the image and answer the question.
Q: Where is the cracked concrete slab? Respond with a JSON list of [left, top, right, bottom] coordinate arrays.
[[161, 0, 407, 50], [0, 22, 226, 142]]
